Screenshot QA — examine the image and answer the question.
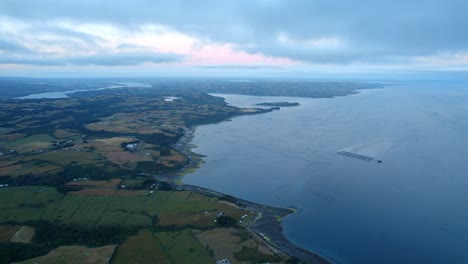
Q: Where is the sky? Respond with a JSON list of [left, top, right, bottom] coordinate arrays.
[[0, 0, 467, 78]]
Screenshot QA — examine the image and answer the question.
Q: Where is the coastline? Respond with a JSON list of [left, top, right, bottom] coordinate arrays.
[[183, 184, 332, 264], [169, 123, 332, 264]]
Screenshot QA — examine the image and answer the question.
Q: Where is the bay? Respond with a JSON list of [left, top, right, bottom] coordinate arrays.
[[184, 81, 468, 264]]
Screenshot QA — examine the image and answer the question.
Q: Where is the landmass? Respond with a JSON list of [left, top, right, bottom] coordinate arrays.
[[0, 78, 383, 99], [0, 78, 379, 263], [256, 102, 300, 107]]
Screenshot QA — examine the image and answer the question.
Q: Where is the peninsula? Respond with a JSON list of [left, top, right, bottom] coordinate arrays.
[[0, 78, 380, 263], [256, 102, 301, 107]]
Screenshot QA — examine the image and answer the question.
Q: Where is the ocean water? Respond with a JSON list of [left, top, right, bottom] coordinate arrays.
[[184, 81, 468, 264]]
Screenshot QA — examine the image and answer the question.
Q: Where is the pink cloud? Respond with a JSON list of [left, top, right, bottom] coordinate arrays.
[[185, 43, 295, 66]]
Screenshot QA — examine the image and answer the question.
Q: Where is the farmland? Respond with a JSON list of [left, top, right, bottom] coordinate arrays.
[[0, 186, 251, 229], [0, 92, 269, 181], [16, 245, 117, 264], [112, 229, 214, 264], [0, 184, 288, 263], [0, 88, 293, 263]]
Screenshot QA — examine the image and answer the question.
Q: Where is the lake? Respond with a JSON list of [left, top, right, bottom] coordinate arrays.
[[184, 81, 468, 264], [17, 82, 151, 99]]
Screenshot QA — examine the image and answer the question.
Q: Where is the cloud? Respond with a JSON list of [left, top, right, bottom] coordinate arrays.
[[198, 64, 282, 70], [0, 39, 32, 53], [0, 0, 467, 66], [0, 52, 183, 66]]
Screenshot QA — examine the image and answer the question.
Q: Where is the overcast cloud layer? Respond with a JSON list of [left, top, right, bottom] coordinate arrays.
[[0, 0, 467, 75]]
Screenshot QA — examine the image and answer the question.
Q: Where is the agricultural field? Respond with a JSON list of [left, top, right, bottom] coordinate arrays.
[[85, 112, 169, 135], [112, 230, 170, 264], [112, 229, 216, 264], [197, 228, 282, 264], [0, 185, 252, 229], [0, 225, 20, 242], [16, 245, 117, 264], [3, 134, 55, 153], [0, 91, 268, 182], [53, 129, 81, 139], [0, 90, 288, 263], [0, 184, 282, 263], [10, 226, 35, 243]]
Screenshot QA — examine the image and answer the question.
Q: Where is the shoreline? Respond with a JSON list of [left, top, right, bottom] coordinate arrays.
[[168, 123, 332, 263], [183, 184, 332, 264]]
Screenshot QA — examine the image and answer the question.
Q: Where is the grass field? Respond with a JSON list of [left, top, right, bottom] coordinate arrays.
[[0, 185, 267, 263], [0, 186, 251, 229], [0, 149, 106, 177], [0, 160, 63, 177], [66, 179, 145, 196], [112, 229, 213, 264], [111, 230, 170, 264], [85, 113, 164, 135], [53, 129, 80, 139], [10, 226, 35, 243], [16, 245, 117, 264], [31, 150, 104, 166], [4, 134, 55, 153], [196, 227, 280, 264]]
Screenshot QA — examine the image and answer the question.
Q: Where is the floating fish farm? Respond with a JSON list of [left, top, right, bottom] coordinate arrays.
[[336, 151, 375, 161]]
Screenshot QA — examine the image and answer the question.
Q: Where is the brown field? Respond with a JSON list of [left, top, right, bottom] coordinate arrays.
[[0, 159, 22, 168], [85, 137, 153, 167], [0, 133, 26, 141], [0, 224, 20, 242], [104, 151, 151, 167], [15, 245, 117, 264], [70, 188, 145, 196], [0, 163, 22, 176], [159, 151, 186, 163], [53, 129, 80, 139], [85, 113, 163, 135], [67, 179, 121, 188], [158, 212, 216, 227], [0, 161, 62, 177], [90, 137, 132, 153], [197, 228, 245, 263], [157, 198, 253, 228], [66, 179, 145, 196], [196, 228, 279, 264], [10, 226, 35, 243]]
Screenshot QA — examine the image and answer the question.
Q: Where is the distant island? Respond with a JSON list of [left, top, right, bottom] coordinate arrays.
[[256, 102, 300, 107]]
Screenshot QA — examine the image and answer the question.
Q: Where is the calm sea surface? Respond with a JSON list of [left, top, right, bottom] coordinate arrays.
[[184, 81, 468, 264]]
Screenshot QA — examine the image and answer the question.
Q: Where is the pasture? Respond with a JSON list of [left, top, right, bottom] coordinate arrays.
[[0, 186, 252, 229], [112, 229, 213, 264], [16, 245, 117, 264]]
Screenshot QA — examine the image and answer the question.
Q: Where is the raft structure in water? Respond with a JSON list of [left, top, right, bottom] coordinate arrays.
[[336, 151, 375, 161]]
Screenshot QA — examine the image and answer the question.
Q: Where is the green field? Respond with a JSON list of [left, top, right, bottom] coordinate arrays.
[[0, 186, 248, 229], [30, 150, 104, 166], [16, 245, 117, 264], [155, 230, 214, 263], [4, 134, 55, 153], [112, 229, 213, 264]]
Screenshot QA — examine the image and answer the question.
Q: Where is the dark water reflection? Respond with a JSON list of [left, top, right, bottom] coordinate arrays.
[[184, 82, 468, 264]]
